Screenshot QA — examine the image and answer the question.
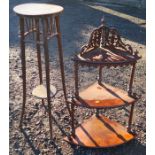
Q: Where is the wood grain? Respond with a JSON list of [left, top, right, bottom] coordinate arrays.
[[73, 82, 135, 108], [64, 115, 134, 148]]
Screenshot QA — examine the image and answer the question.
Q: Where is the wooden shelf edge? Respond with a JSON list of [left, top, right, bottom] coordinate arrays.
[[72, 97, 136, 109], [71, 82, 137, 109], [64, 115, 135, 148]]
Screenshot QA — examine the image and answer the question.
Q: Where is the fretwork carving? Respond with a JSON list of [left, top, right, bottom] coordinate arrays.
[[80, 19, 133, 56]]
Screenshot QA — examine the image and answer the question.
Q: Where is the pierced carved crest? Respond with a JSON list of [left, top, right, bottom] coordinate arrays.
[[80, 20, 134, 57]]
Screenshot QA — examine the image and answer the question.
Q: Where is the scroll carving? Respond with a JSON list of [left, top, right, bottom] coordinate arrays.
[[80, 21, 134, 56]]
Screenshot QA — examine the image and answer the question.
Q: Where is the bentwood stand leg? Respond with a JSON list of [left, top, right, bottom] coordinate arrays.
[[35, 18, 44, 106], [35, 18, 43, 85], [42, 17, 53, 139], [55, 15, 71, 116], [19, 16, 26, 128]]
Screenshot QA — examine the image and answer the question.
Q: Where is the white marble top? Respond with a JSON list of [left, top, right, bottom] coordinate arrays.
[[13, 3, 64, 16]]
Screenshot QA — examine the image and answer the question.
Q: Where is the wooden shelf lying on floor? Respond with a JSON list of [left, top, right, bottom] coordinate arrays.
[[73, 82, 136, 109], [32, 84, 57, 99], [64, 115, 134, 148]]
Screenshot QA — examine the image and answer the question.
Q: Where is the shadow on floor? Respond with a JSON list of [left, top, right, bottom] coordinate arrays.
[[72, 139, 146, 155], [20, 127, 64, 155], [21, 128, 41, 155]]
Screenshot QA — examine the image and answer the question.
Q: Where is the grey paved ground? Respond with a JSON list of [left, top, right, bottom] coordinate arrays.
[[9, 0, 146, 155]]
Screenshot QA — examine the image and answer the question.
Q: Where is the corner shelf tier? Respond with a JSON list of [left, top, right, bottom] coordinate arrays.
[[73, 82, 136, 109], [32, 84, 57, 99], [74, 47, 140, 67], [64, 115, 135, 148]]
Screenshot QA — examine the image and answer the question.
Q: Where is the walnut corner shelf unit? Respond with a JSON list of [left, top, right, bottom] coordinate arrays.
[[65, 19, 141, 148]]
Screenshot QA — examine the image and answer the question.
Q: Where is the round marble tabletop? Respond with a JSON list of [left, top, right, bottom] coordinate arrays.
[[13, 3, 64, 16]]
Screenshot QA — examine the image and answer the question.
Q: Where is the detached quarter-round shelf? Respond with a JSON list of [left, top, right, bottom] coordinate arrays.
[[32, 84, 57, 99], [73, 82, 136, 109], [64, 115, 135, 148]]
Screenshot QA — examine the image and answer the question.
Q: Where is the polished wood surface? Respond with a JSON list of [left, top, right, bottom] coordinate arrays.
[[77, 47, 139, 65], [73, 82, 135, 108], [68, 19, 139, 148], [65, 115, 134, 148], [13, 3, 63, 16]]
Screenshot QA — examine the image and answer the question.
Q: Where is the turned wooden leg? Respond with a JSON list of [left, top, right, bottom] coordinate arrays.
[[128, 103, 135, 132]]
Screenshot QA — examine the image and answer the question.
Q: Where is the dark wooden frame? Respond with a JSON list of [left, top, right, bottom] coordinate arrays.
[[67, 19, 141, 148]]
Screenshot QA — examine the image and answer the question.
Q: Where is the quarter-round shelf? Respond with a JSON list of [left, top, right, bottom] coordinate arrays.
[[73, 82, 136, 109], [74, 47, 140, 67], [32, 84, 57, 99], [13, 3, 64, 16], [64, 115, 135, 148]]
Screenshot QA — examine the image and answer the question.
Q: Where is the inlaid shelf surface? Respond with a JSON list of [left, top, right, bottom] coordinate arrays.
[[65, 115, 135, 148], [32, 84, 57, 99], [73, 82, 136, 109], [75, 47, 140, 66]]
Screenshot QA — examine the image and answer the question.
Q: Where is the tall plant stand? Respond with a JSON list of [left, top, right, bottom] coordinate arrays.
[[13, 3, 69, 139]]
